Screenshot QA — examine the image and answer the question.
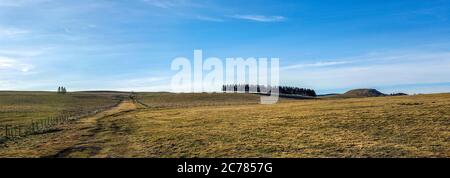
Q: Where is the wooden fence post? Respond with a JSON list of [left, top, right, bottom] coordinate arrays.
[[4, 125, 8, 137]]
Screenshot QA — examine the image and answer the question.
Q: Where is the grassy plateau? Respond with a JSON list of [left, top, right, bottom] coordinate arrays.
[[0, 92, 449, 158], [0, 92, 122, 126]]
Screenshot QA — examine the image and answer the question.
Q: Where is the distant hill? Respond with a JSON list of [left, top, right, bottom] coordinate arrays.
[[76, 90, 131, 93], [343, 89, 386, 97], [319, 89, 386, 99]]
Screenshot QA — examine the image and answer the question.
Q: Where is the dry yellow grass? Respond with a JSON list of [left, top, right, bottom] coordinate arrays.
[[136, 92, 262, 108], [0, 92, 121, 126], [119, 93, 450, 158], [0, 100, 137, 157], [1, 93, 449, 158]]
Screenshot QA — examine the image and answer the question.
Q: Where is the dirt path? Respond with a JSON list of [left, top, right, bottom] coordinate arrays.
[[0, 99, 139, 158]]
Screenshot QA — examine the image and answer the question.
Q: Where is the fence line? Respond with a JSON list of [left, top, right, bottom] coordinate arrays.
[[130, 93, 149, 108], [0, 99, 123, 141]]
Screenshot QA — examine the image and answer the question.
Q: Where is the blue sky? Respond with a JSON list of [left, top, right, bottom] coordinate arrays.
[[1, 0, 450, 94]]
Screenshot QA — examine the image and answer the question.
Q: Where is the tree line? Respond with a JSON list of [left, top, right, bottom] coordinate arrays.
[[57, 86, 67, 94], [222, 84, 317, 97]]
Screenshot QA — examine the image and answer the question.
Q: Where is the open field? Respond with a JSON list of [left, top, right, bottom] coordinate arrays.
[[0, 92, 449, 157], [0, 92, 123, 126], [132, 94, 450, 157], [136, 93, 263, 108]]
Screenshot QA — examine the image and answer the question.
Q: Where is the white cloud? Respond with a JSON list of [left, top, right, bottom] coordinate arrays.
[[123, 76, 168, 86], [142, 0, 196, 9], [0, 49, 46, 58], [0, 56, 34, 72], [282, 51, 450, 91], [0, 0, 24, 6], [0, 0, 50, 7], [195, 15, 224, 22], [282, 61, 354, 70], [232, 15, 286, 22], [0, 26, 30, 38], [51, 76, 170, 92], [113, 84, 171, 92]]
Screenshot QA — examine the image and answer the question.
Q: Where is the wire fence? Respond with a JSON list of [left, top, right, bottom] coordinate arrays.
[[131, 95, 149, 108], [0, 99, 123, 142]]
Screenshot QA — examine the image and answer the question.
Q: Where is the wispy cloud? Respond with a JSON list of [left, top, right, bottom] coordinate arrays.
[[141, 0, 286, 23], [141, 0, 219, 22], [283, 51, 450, 93], [0, 56, 34, 72], [0, 0, 50, 7], [0, 48, 46, 58], [195, 15, 224, 22], [142, 0, 199, 9], [48, 76, 169, 92], [122, 76, 168, 86], [0, 0, 27, 7], [282, 61, 354, 70], [232, 15, 286, 22], [0, 26, 30, 38]]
